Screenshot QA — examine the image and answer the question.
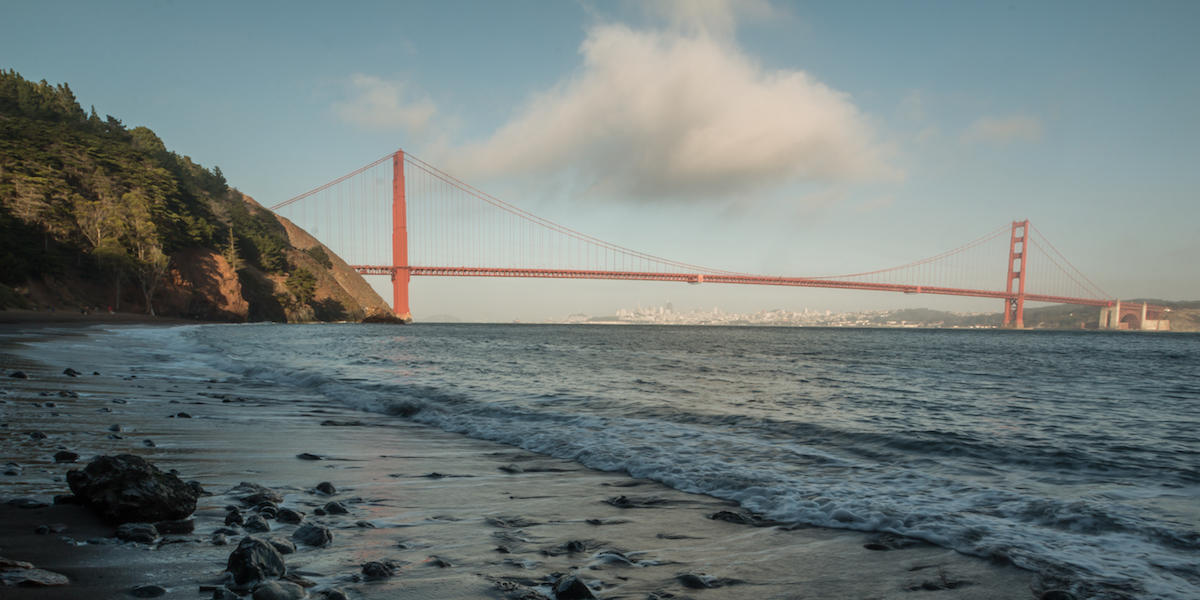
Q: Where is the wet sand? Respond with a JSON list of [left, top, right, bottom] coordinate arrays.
[[0, 322, 1039, 599]]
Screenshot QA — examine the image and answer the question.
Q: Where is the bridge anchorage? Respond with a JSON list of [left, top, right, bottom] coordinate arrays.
[[270, 149, 1168, 330]]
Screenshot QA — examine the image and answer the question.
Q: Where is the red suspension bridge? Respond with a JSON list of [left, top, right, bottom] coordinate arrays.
[[269, 149, 1167, 329]]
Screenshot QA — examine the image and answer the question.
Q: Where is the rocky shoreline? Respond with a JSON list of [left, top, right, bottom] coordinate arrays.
[[0, 323, 1049, 599]]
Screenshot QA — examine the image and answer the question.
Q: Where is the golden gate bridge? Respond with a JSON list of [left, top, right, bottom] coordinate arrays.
[[269, 150, 1166, 329]]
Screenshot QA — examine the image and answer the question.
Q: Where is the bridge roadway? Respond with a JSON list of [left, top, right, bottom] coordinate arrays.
[[351, 265, 1122, 308]]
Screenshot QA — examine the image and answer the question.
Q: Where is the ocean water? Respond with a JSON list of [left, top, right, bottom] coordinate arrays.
[[93, 324, 1200, 598]]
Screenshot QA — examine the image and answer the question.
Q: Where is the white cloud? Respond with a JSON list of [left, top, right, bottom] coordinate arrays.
[[334, 74, 436, 133], [962, 115, 1043, 145], [446, 24, 897, 201]]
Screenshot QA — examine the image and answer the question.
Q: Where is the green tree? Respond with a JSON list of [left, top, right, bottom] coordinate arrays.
[[286, 268, 317, 306]]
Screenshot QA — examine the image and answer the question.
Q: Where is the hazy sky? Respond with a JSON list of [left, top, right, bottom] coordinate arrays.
[[6, 0, 1198, 321]]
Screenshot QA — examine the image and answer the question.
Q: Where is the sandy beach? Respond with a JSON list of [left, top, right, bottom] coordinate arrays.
[[0, 321, 1041, 599]]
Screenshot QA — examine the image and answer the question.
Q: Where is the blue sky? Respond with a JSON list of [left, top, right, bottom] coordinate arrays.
[[5, 0, 1198, 320]]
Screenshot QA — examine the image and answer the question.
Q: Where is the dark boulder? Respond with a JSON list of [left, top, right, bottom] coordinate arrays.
[[53, 450, 79, 463], [226, 536, 286, 586], [66, 455, 198, 524], [9, 371, 28, 379], [314, 482, 336, 496], [292, 524, 332, 547]]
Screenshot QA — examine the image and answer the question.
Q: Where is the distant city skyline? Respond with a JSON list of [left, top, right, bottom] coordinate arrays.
[[5, 0, 1198, 321]]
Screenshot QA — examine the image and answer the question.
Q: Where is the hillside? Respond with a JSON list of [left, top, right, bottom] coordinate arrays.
[[0, 70, 394, 322]]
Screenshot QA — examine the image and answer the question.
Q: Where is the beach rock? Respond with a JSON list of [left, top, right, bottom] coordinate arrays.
[[251, 580, 306, 600], [226, 536, 286, 586], [53, 494, 80, 505], [212, 587, 239, 600], [53, 450, 79, 463], [244, 515, 271, 533], [34, 523, 67, 535], [360, 561, 395, 580], [1040, 592, 1075, 600], [63, 368, 81, 377], [316, 589, 349, 600], [276, 508, 304, 524], [66, 454, 198, 524], [7, 498, 49, 509], [141, 439, 156, 448], [4, 463, 20, 476], [232, 482, 284, 506], [28, 431, 47, 440], [116, 522, 159, 544], [314, 482, 336, 496], [268, 538, 296, 555], [322, 501, 349, 515], [211, 533, 229, 546], [296, 453, 322, 461], [130, 583, 167, 597], [292, 524, 332, 547], [109, 424, 122, 432], [0, 566, 70, 587], [226, 509, 245, 526], [355, 520, 376, 528], [155, 518, 195, 534], [9, 371, 28, 379], [552, 574, 596, 599]]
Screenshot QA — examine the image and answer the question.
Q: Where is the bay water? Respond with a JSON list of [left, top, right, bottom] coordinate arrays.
[[90, 324, 1200, 598]]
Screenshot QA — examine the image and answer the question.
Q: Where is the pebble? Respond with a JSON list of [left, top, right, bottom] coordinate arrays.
[[53, 450, 80, 463], [296, 452, 323, 461], [226, 536, 286, 586], [315, 481, 336, 495], [108, 424, 122, 432], [292, 523, 333, 547], [63, 367, 81, 377], [155, 519, 195, 534], [361, 561, 395, 580], [268, 538, 297, 555], [8, 498, 50, 509], [251, 580, 306, 600], [276, 508, 304, 524], [28, 431, 47, 440], [323, 501, 349, 515], [553, 574, 597, 600], [130, 584, 167, 597], [116, 522, 159, 544], [243, 515, 270, 533]]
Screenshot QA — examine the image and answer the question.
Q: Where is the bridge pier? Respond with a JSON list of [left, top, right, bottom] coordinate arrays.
[[392, 151, 412, 322], [1002, 220, 1029, 328]]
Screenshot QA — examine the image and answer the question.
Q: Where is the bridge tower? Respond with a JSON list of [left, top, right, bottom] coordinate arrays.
[[391, 150, 412, 322], [1002, 219, 1029, 328]]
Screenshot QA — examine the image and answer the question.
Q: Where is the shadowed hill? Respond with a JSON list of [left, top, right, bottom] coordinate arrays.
[[0, 69, 393, 322]]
